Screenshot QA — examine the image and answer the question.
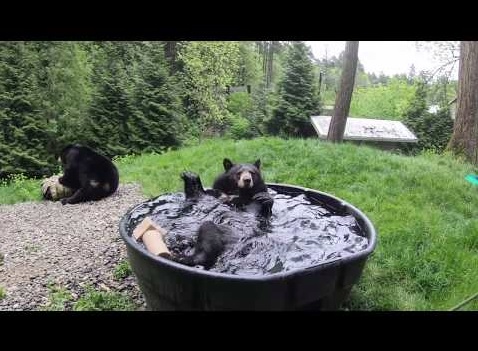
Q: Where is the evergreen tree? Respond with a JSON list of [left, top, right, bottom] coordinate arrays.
[[83, 42, 134, 157], [0, 42, 56, 177], [0, 41, 289, 177], [31, 41, 93, 152], [403, 81, 428, 122], [246, 81, 271, 136], [128, 42, 185, 153], [403, 81, 454, 153], [267, 42, 320, 137], [235, 42, 263, 87]]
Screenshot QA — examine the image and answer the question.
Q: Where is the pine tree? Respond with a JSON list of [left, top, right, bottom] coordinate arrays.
[[403, 81, 428, 123], [83, 42, 134, 157], [246, 82, 270, 136], [28, 42, 94, 157], [267, 42, 320, 137], [128, 42, 185, 154], [403, 81, 454, 153], [0, 42, 56, 177]]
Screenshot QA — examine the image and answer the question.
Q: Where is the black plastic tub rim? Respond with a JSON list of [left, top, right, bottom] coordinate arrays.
[[119, 182, 377, 282]]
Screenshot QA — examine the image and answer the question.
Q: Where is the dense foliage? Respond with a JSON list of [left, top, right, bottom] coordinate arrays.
[[0, 41, 457, 178]]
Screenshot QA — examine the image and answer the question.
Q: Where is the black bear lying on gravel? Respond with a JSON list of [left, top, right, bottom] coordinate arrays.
[[58, 144, 119, 205]]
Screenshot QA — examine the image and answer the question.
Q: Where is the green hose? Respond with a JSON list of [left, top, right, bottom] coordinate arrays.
[[449, 291, 478, 311]]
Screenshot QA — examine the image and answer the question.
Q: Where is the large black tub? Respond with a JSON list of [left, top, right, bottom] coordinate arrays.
[[119, 183, 377, 310]]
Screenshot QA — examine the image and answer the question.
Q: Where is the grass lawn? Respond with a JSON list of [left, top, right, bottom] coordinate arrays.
[[2, 137, 478, 310]]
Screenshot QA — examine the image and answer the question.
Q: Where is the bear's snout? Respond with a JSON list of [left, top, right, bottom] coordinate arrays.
[[238, 171, 253, 188]]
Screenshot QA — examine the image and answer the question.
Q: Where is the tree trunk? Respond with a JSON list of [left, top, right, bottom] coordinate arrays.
[[327, 41, 359, 142], [266, 41, 275, 88], [256, 41, 264, 56], [447, 41, 478, 164], [164, 41, 177, 72], [267, 44, 272, 87], [262, 41, 268, 78]]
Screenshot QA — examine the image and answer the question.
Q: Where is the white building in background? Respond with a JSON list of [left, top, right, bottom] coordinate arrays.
[[310, 115, 418, 151], [448, 97, 457, 120]]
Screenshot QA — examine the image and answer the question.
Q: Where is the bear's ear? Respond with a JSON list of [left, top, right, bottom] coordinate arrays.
[[254, 159, 261, 169], [223, 158, 234, 171]]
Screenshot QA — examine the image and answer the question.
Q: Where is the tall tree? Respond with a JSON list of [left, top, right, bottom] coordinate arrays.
[[447, 41, 478, 164], [0, 42, 56, 177], [327, 41, 359, 142], [128, 42, 185, 153], [235, 42, 263, 87], [267, 41, 320, 137], [31, 42, 93, 149], [178, 41, 240, 136], [164, 41, 183, 73], [83, 42, 135, 157], [0, 41, 290, 177]]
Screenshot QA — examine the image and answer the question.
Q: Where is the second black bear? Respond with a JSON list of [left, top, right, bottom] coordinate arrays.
[[58, 144, 119, 205]]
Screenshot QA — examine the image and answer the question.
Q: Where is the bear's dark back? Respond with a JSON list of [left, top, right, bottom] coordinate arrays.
[[83, 147, 119, 193], [68, 145, 119, 193]]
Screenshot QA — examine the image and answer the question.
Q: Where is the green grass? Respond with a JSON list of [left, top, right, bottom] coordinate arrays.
[[449, 292, 478, 311], [116, 137, 478, 310], [113, 260, 132, 280], [41, 285, 72, 311], [457, 297, 478, 311], [0, 286, 5, 300], [0, 174, 42, 205], [3, 137, 478, 310], [41, 284, 138, 311], [73, 286, 136, 311]]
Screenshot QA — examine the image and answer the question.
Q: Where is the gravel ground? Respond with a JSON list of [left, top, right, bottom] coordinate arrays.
[[0, 183, 148, 311]]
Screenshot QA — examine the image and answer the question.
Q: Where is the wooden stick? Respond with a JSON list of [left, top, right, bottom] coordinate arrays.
[[132, 217, 167, 241], [142, 230, 171, 258]]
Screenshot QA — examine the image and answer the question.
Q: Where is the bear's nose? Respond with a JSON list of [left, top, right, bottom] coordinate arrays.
[[244, 178, 251, 184]]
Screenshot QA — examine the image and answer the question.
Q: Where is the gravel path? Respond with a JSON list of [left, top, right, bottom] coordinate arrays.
[[0, 184, 148, 311]]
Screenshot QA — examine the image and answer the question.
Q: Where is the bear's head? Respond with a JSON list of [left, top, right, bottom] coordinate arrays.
[[223, 158, 263, 190], [58, 144, 82, 165]]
